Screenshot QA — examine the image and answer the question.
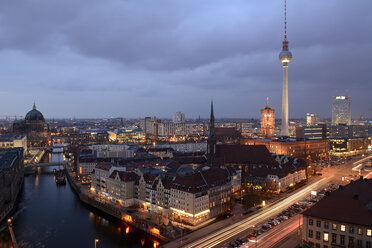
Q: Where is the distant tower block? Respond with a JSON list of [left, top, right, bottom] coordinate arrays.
[[279, 0, 292, 137], [261, 97, 275, 138]]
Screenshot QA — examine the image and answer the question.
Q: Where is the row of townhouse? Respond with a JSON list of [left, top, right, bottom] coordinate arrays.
[[91, 163, 239, 226]]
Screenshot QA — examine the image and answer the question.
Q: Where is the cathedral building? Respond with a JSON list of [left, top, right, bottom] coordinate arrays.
[[12, 103, 50, 147]]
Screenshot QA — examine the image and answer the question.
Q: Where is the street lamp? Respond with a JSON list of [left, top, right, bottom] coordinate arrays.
[[94, 239, 99, 248]]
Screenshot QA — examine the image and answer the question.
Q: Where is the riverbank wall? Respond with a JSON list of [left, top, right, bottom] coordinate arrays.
[[65, 169, 170, 242], [0, 148, 25, 224]]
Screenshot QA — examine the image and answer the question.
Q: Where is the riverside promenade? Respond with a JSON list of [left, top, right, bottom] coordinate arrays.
[[65, 167, 174, 242]]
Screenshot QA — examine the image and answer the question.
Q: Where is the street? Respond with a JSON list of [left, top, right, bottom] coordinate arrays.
[[162, 154, 372, 248], [182, 177, 329, 248]]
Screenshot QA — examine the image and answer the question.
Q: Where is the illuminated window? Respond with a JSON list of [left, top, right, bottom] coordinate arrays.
[[323, 232, 329, 242], [358, 228, 363, 235], [332, 224, 337, 230], [341, 225, 346, 232], [367, 229, 372, 237]]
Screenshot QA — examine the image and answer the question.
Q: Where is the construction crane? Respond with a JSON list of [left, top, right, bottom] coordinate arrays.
[[0, 115, 23, 121]]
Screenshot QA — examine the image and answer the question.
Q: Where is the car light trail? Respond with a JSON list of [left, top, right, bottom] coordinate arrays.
[[184, 177, 328, 248]]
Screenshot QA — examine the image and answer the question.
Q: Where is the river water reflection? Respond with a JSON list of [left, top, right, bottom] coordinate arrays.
[[0, 152, 160, 248]]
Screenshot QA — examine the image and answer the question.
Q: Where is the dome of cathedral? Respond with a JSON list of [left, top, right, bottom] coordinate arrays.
[[25, 103, 45, 122]]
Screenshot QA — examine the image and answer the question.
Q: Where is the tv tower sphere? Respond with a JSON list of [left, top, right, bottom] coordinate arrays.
[[279, 44, 292, 63]]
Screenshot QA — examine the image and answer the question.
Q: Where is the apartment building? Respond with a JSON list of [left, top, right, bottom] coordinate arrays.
[[302, 177, 372, 248], [91, 163, 237, 226], [105, 170, 138, 207]]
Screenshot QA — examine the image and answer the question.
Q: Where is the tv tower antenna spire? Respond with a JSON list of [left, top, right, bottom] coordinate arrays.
[[284, 0, 287, 41]]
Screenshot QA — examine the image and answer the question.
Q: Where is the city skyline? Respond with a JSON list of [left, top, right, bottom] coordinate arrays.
[[0, 0, 371, 119]]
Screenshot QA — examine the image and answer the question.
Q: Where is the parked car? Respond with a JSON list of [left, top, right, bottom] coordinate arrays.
[[248, 234, 256, 241], [262, 224, 272, 230], [229, 241, 239, 247], [254, 229, 264, 235], [236, 238, 244, 244]]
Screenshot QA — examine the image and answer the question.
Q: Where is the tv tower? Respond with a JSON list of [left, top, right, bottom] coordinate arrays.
[[279, 0, 292, 137]]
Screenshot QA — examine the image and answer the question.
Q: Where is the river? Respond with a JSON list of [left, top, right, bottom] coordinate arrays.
[[0, 152, 160, 248]]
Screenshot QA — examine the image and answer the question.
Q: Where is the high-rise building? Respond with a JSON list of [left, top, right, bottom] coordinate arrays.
[[279, 0, 292, 136], [172, 112, 185, 124], [306, 113, 320, 126], [139, 117, 161, 136], [260, 97, 275, 138], [332, 96, 351, 125]]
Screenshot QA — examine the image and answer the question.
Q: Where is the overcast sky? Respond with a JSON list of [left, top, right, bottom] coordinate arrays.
[[0, 0, 371, 119]]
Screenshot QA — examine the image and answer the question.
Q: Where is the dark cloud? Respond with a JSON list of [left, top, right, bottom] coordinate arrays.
[[0, 0, 371, 118]]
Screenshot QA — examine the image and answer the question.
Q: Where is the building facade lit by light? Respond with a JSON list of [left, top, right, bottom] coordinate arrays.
[[306, 113, 320, 126], [260, 97, 275, 138], [332, 96, 351, 125], [172, 112, 185, 124]]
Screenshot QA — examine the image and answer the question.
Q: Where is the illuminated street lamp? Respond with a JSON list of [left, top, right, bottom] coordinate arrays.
[[94, 239, 99, 248], [262, 200, 266, 207]]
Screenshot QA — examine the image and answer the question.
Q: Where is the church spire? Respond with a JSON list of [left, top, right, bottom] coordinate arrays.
[[266, 96, 270, 108], [33, 102, 36, 110], [207, 98, 217, 162], [208, 98, 216, 141]]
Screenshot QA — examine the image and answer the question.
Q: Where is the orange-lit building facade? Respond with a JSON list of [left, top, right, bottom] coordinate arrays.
[[241, 139, 328, 162], [260, 98, 275, 138]]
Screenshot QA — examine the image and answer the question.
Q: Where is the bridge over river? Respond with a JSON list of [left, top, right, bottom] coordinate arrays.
[[25, 161, 69, 168]]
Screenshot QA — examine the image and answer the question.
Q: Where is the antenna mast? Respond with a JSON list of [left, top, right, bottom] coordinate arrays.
[[284, 0, 287, 41]]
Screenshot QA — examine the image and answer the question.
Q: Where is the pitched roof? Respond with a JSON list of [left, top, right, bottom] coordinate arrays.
[[109, 170, 139, 182], [95, 163, 112, 171], [172, 166, 233, 193], [172, 155, 207, 165], [148, 147, 174, 152], [159, 177, 173, 189], [215, 127, 240, 137], [302, 178, 372, 227], [143, 173, 157, 184], [172, 172, 208, 193], [215, 144, 277, 165]]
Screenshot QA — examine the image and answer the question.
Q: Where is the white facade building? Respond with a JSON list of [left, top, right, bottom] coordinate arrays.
[[0, 135, 27, 155], [173, 112, 185, 124]]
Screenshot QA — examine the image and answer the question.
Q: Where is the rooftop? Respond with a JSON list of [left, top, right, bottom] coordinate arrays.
[[215, 144, 277, 165], [0, 148, 23, 171], [0, 134, 26, 142], [109, 170, 139, 182], [302, 177, 372, 227], [172, 165, 235, 193]]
